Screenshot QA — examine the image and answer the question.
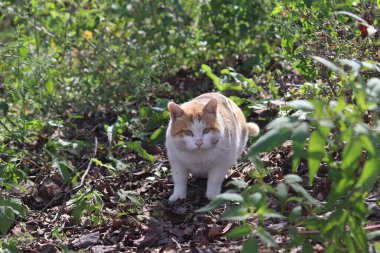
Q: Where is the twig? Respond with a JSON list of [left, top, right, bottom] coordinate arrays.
[[51, 188, 94, 222], [321, 65, 338, 97], [326, 77, 338, 97], [38, 137, 98, 219], [73, 137, 98, 191]]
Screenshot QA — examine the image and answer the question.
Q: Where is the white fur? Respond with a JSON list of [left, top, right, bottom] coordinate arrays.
[[166, 111, 249, 201]]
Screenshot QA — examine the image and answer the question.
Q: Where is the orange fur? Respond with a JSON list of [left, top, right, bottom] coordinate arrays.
[[169, 93, 258, 137], [169, 97, 221, 137]]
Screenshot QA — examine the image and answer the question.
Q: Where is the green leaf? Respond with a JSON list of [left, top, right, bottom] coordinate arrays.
[[262, 209, 285, 219], [302, 241, 314, 253], [356, 155, 380, 192], [367, 230, 380, 240], [290, 183, 318, 206], [221, 206, 250, 221], [92, 158, 116, 172], [46, 79, 55, 95], [271, 4, 283, 15], [202, 64, 220, 88], [118, 190, 143, 207], [291, 122, 310, 171], [250, 154, 265, 172], [333, 11, 368, 24], [287, 100, 315, 111], [284, 174, 303, 184], [282, 37, 294, 55], [72, 202, 86, 222], [52, 159, 74, 182], [127, 141, 155, 163], [215, 82, 243, 91], [1, 241, 23, 253], [6, 198, 27, 219], [303, 0, 312, 8], [341, 141, 362, 175], [348, 215, 368, 251], [311, 56, 344, 74], [150, 126, 166, 144], [307, 128, 327, 185], [242, 237, 259, 253], [276, 183, 288, 208], [226, 179, 248, 189], [0, 101, 9, 116], [357, 130, 376, 155], [216, 192, 244, 202], [290, 205, 302, 223], [257, 227, 278, 248], [19, 45, 28, 59], [197, 193, 243, 211], [248, 127, 291, 155], [343, 233, 356, 253], [225, 224, 253, 238], [196, 197, 226, 212], [146, 111, 169, 131], [251, 192, 264, 207], [338, 59, 362, 77], [327, 177, 355, 209], [266, 117, 298, 130], [0, 205, 15, 235], [366, 78, 380, 99]]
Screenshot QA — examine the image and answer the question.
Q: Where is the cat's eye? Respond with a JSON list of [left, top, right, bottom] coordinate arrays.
[[203, 128, 211, 134], [184, 130, 193, 136]]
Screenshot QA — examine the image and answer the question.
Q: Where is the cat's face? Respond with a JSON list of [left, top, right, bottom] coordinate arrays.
[[168, 98, 221, 151]]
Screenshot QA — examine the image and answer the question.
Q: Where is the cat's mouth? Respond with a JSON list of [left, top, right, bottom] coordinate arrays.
[[187, 146, 205, 151]]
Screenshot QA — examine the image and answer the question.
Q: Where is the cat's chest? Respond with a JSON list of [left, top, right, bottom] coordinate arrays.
[[176, 148, 227, 175]]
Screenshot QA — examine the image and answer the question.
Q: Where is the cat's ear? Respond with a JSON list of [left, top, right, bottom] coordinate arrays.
[[168, 102, 184, 119], [203, 98, 218, 114]]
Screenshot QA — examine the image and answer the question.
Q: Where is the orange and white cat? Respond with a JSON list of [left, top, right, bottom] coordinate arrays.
[[166, 93, 259, 201]]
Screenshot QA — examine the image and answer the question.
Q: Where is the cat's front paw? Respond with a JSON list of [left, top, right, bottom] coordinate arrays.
[[169, 192, 186, 202]]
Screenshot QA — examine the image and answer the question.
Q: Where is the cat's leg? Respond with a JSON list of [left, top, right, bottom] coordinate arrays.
[[206, 166, 230, 200], [169, 161, 189, 202]]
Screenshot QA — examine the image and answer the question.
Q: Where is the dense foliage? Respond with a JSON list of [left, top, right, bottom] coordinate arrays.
[[0, 0, 379, 252]]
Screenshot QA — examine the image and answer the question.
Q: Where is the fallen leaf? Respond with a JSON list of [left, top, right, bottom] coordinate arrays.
[[71, 231, 100, 249]]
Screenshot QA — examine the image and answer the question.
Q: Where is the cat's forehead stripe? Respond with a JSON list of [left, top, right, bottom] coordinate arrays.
[[170, 115, 220, 137], [190, 120, 205, 130]]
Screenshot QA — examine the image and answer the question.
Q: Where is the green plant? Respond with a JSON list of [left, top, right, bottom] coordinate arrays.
[[67, 187, 105, 225], [199, 57, 380, 252], [0, 197, 27, 235]]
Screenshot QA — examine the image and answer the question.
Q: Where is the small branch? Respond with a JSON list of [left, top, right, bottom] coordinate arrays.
[[38, 137, 98, 220], [326, 77, 338, 97], [321, 65, 338, 97], [73, 137, 98, 191]]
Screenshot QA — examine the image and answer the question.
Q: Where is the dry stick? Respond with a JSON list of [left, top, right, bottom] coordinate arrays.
[[50, 137, 99, 222], [326, 77, 338, 97], [52, 137, 98, 222], [38, 137, 98, 220], [73, 137, 98, 191], [321, 65, 338, 97]]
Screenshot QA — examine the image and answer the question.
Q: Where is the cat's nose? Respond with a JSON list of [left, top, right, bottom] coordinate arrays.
[[195, 140, 203, 147]]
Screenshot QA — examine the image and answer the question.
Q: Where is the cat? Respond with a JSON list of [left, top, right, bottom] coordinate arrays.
[[165, 93, 259, 202]]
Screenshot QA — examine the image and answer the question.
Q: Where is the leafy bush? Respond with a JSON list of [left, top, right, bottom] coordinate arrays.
[[200, 58, 380, 252], [196, 1, 380, 251], [0, 0, 379, 251]]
